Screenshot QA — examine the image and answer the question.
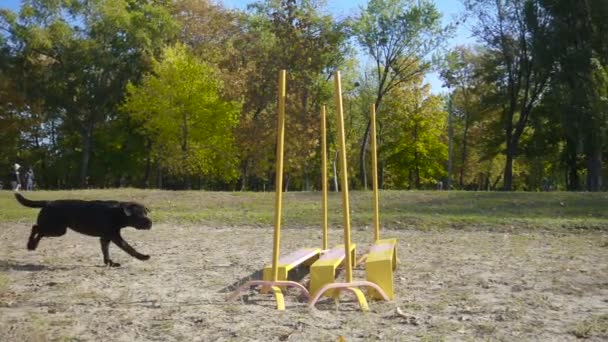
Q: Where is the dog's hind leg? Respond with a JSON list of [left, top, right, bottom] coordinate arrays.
[[100, 237, 121, 267], [111, 234, 150, 261], [27, 223, 66, 251], [27, 225, 41, 250]]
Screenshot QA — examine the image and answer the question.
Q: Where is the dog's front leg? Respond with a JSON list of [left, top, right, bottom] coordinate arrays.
[[100, 237, 121, 267], [111, 234, 150, 261], [27, 225, 42, 250]]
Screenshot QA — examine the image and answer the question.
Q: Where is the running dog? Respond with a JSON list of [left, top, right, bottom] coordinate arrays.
[[15, 193, 152, 267]]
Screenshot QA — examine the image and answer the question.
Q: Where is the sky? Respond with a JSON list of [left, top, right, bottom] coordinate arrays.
[[222, 0, 475, 93], [2, 0, 475, 93]]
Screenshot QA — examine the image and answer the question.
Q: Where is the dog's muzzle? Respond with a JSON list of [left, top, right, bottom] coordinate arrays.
[[137, 218, 153, 230]]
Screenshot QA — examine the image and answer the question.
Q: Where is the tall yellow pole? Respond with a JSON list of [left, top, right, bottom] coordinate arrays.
[[334, 71, 353, 283], [370, 104, 380, 242], [321, 105, 328, 251], [271, 70, 287, 281]]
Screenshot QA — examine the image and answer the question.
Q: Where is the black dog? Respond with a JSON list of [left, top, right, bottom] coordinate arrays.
[[15, 193, 152, 267]]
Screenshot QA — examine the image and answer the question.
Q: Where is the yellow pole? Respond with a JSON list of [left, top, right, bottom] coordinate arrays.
[[272, 70, 287, 281], [334, 71, 353, 283], [370, 104, 380, 242], [321, 105, 328, 251]]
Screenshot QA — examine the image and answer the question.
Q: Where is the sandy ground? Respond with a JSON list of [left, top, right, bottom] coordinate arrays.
[[1, 221, 607, 341]]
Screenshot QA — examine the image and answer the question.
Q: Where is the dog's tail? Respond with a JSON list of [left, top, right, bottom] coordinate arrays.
[[14, 193, 48, 208]]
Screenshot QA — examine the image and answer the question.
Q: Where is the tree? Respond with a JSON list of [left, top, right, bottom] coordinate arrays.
[[122, 44, 241, 187], [381, 73, 448, 189], [233, 0, 349, 190], [539, 0, 608, 191], [464, 0, 553, 190], [351, 0, 451, 189], [442, 47, 480, 188], [0, 0, 178, 187]]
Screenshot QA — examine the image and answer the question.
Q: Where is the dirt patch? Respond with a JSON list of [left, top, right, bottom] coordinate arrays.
[[1, 222, 607, 341]]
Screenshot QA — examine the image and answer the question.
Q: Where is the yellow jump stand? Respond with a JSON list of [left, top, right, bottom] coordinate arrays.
[[227, 70, 313, 310], [308, 72, 390, 311], [261, 247, 321, 291], [366, 238, 397, 299], [309, 243, 356, 297], [363, 103, 398, 300], [308, 105, 357, 298]]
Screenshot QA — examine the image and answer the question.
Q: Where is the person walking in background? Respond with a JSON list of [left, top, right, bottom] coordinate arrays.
[[437, 180, 443, 190], [10, 163, 21, 191], [25, 167, 35, 191]]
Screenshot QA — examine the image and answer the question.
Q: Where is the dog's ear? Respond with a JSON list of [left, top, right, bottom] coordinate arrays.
[[121, 203, 133, 216]]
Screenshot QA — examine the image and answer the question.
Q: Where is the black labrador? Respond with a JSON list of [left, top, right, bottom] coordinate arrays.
[[15, 193, 152, 267]]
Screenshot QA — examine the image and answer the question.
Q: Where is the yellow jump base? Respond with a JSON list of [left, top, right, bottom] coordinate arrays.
[[308, 281, 390, 311], [262, 247, 322, 283], [309, 244, 356, 297], [226, 280, 310, 311], [365, 238, 397, 300]]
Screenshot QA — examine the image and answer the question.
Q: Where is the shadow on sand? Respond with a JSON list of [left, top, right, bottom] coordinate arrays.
[[218, 264, 312, 294]]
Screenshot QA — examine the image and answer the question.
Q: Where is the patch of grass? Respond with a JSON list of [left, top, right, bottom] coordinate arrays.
[[26, 313, 50, 342], [419, 319, 461, 341], [2, 189, 607, 231], [75, 290, 104, 302], [60, 337, 84, 342], [570, 314, 608, 339], [474, 322, 498, 337], [0, 273, 9, 294]]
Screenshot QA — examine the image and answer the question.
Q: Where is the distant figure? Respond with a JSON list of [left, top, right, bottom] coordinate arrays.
[[437, 180, 443, 190], [25, 167, 35, 191], [10, 163, 21, 191]]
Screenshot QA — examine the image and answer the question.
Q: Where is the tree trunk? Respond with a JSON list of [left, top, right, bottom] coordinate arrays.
[[359, 100, 383, 190], [503, 148, 514, 191], [413, 120, 420, 189], [240, 159, 249, 191], [460, 116, 470, 188], [157, 163, 163, 189], [304, 172, 311, 191], [143, 139, 152, 188], [503, 124, 517, 190], [360, 119, 370, 190], [447, 98, 453, 190], [378, 160, 385, 189], [586, 149, 602, 191], [79, 118, 94, 188], [333, 151, 339, 192], [565, 138, 580, 191], [567, 164, 580, 191]]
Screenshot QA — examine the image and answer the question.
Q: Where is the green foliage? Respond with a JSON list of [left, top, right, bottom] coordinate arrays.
[[123, 44, 241, 182], [0, 0, 606, 191], [463, 0, 553, 190], [0, 0, 178, 187], [232, 0, 351, 189], [350, 0, 452, 188], [382, 74, 448, 189]]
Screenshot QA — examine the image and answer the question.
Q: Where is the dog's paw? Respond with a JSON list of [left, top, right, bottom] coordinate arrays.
[[105, 261, 121, 267], [27, 239, 38, 250], [139, 254, 150, 261]]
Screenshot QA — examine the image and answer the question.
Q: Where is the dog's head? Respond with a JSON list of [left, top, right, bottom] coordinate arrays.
[[120, 202, 152, 230]]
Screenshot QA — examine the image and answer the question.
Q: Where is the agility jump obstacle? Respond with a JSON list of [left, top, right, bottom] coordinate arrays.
[[364, 104, 398, 300], [307, 105, 357, 298], [228, 71, 396, 311], [307, 71, 390, 311], [227, 70, 319, 310]]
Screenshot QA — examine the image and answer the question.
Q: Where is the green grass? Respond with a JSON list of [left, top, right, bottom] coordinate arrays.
[[570, 314, 608, 339], [1, 189, 607, 231], [0, 273, 9, 294]]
